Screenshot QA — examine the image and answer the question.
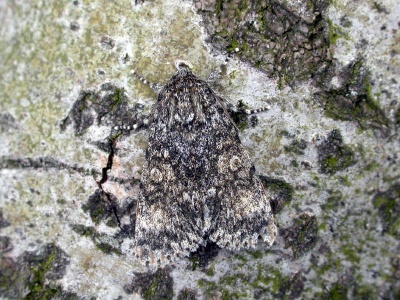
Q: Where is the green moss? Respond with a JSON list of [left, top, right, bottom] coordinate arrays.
[[321, 190, 344, 212], [252, 264, 287, 294], [338, 176, 350, 186], [105, 218, 119, 228], [220, 273, 246, 286], [233, 254, 248, 268], [215, 28, 229, 38], [314, 254, 342, 277], [109, 131, 122, 141], [254, 60, 262, 67], [246, 250, 263, 259], [326, 156, 337, 170], [229, 100, 252, 131], [364, 161, 378, 171], [394, 108, 400, 125], [259, 176, 294, 213], [63, 83, 137, 136], [326, 283, 348, 300], [228, 70, 238, 80], [327, 19, 349, 45], [205, 265, 215, 277], [305, 0, 316, 9], [215, 0, 224, 15], [318, 129, 356, 175], [372, 1, 389, 13], [197, 278, 217, 290], [372, 183, 400, 237], [111, 88, 125, 112], [320, 149, 354, 174], [277, 76, 285, 90], [241, 40, 250, 53], [81, 190, 108, 225], [129, 268, 173, 300], [227, 39, 240, 53], [221, 289, 247, 300], [265, 177, 293, 197], [95, 242, 121, 255], [318, 222, 327, 231], [141, 269, 173, 300], [198, 264, 305, 298], [189, 257, 200, 271], [238, 0, 248, 12], [77, 92, 94, 111], [143, 282, 162, 299], [341, 244, 360, 263], [71, 224, 121, 255], [251, 266, 306, 298], [352, 284, 377, 300], [256, 13, 266, 32], [199, 274, 249, 299], [0, 243, 73, 299], [284, 214, 318, 258], [296, 216, 312, 243], [284, 139, 307, 155], [56, 198, 66, 205], [71, 224, 97, 237], [319, 60, 389, 135], [87, 205, 104, 223], [177, 288, 196, 300], [203, 0, 331, 84], [25, 245, 61, 300]]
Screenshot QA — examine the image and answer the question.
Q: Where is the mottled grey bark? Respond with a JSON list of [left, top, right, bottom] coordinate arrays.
[[1, 0, 399, 299]]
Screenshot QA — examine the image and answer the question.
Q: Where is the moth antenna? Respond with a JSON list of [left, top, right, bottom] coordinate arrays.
[[130, 69, 163, 94], [112, 114, 150, 132]]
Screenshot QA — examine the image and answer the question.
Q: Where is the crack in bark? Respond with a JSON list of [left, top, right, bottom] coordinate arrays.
[[96, 137, 123, 230], [0, 156, 100, 176]]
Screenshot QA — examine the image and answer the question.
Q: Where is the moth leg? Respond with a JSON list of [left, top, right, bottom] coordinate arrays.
[[114, 68, 163, 134], [217, 95, 271, 116], [237, 105, 271, 115], [130, 69, 164, 94]]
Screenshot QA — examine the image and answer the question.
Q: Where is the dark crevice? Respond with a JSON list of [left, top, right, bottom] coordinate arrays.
[[0, 156, 100, 176], [189, 240, 220, 271], [99, 138, 115, 185], [95, 137, 124, 230]]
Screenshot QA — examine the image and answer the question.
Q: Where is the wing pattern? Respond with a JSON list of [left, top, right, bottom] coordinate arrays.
[[134, 68, 277, 265]]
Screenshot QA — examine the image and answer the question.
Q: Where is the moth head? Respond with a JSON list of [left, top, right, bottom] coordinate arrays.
[[175, 60, 193, 76]]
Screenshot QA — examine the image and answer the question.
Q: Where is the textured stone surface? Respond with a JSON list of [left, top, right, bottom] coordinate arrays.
[[194, 0, 332, 85], [0, 0, 399, 299]]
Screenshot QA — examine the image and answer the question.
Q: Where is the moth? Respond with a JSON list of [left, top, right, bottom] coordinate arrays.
[[132, 62, 277, 266]]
